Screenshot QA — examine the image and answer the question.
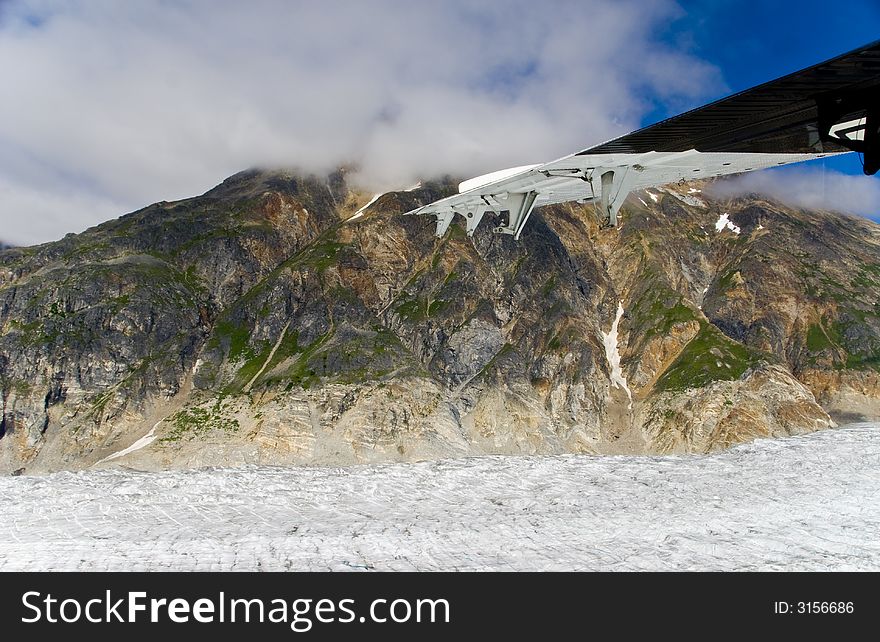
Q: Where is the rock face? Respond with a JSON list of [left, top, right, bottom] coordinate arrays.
[[1, 168, 878, 473]]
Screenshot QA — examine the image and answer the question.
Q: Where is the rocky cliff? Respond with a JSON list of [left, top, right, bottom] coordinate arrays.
[[2, 168, 878, 473]]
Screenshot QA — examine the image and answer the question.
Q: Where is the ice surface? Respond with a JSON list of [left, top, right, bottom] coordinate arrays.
[[1, 424, 878, 571]]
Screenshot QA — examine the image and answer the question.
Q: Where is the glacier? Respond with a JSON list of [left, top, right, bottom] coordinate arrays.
[[0, 423, 878, 571]]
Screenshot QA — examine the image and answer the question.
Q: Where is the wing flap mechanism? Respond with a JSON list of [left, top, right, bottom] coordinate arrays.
[[817, 86, 879, 174], [405, 40, 880, 238], [407, 150, 823, 237]]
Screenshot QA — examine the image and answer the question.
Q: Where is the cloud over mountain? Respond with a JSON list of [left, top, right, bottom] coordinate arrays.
[[0, 0, 723, 244], [709, 165, 880, 220]]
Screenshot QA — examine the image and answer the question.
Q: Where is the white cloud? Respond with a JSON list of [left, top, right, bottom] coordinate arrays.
[[0, 174, 126, 246], [0, 0, 723, 245], [707, 164, 880, 220]]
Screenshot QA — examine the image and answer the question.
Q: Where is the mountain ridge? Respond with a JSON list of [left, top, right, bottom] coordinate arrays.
[[1, 167, 878, 473]]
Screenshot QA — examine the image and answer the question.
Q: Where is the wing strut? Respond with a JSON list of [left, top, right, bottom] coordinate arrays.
[[492, 191, 539, 240], [434, 210, 454, 237], [596, 168, 636, 227]]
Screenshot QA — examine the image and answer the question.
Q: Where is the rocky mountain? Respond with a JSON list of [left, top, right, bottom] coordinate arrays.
[[1, 168, 879, 473]]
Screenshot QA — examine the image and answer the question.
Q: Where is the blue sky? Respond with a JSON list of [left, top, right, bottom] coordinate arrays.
[[663, 0, 880, 216], [656, 0, 880, 177], [0, 0, 878, 244]]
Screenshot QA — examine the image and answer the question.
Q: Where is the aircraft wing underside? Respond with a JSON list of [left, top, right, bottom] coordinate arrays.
[[406, 40, 880, 239]]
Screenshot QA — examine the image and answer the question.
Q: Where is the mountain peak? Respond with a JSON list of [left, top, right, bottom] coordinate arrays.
[[1, 170, 878, 473]]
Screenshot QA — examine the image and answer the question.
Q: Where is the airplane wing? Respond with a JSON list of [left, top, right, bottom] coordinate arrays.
[[407, 40, 880, 238]]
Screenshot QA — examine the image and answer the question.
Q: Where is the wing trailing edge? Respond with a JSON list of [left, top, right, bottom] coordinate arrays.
[[408, 40, 880, 238]]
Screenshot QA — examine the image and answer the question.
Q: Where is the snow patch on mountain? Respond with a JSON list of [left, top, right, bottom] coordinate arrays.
[[349, 193, 382, 220], [601, 301, 632, 410], [715, 212, 741, 234], [97, 421, 161, 464], [677, 193, 706, 207]]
